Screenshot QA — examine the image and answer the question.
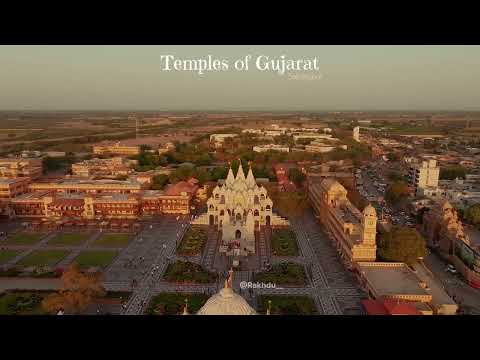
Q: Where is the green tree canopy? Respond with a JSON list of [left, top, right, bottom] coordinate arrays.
[[465, 204, 480, 226], [288, 168, 306, 186], [385, 181, 410, 204], [440, 166, 467, 180], [377, 226, 427, 265], [151, 174, 170, 190]]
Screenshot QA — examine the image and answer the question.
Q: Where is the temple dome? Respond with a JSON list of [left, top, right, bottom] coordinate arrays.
[[197, 286, 257, 315]]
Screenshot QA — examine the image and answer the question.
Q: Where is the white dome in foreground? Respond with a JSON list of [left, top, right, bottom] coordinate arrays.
[[197, 281, 257, 316]]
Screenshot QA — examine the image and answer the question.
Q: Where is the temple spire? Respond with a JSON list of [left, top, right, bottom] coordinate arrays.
[[182, 298, 189, 315], [246, 162, 256, 188], [226, 163, 235, 186], [236, 160, 246, 181]]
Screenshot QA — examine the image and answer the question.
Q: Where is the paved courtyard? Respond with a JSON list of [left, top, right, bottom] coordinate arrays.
[[0, 209, 367, 315]]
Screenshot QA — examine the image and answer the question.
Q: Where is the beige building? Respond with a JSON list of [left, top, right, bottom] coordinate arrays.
[[353, 126, 360, 142], [29, 178, 145, 195], [71, 157, 133, 177], [308, 178, 377, 266], [93, 142, 140, 156], [0, 158, 43, 179], [423, 199, 480, 288], [356, 262, 457, 315], [409, 159, 440, 196], [252, 144, 290, 153]]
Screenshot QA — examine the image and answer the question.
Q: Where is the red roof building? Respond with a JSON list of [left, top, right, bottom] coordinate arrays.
[[362, 299, 421, 315], [164, 178, 199, 198]]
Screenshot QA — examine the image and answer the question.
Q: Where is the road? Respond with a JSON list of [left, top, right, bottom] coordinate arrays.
[[424, 252, 480, 314]]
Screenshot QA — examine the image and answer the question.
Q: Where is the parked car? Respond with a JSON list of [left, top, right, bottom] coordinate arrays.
[[445, 264, 457, 274]]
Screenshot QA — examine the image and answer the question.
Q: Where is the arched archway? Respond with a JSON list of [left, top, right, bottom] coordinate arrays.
[[236, 213, 242, 221], [220, 209, 224, 216], [235, 230, 241, 239], [266, 205, 271, 211], [220, 195, 225, 203], [266, 215, 271, 226], [254, 209, 259, 216], [209, 214, 214, 225]]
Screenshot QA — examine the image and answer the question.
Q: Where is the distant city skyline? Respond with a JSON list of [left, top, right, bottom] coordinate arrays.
[[1, 45, 480, 111]]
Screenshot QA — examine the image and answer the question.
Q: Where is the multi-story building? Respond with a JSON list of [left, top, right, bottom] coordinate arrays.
[[8, 190, 191, 219], [0, 158, 43, 179], [0, 177, 31, 199], [29, 178, 145, 195], [92, 142, 140, 156], [252, 144, 290, 153], [308, 178, 377, 265], [209, 134, 238, 148], [408, 159, 440, 196], [356, 262, 457, 315], [305, 141, 347, 153], [71, 157, 133, 177], [422, 199, 480, 288]]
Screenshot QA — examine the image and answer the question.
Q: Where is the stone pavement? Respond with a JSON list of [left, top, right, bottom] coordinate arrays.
[[123, 215, 190, 315]]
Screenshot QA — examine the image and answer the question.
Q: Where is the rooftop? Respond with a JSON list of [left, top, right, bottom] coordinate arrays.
[[358, 262, 430, 297]]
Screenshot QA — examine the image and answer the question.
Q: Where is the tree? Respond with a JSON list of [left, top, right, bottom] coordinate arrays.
[[288, 168, 306, 186], [268, 187, 308, 218], [385, 181, 410, 204], [151, 174, 170, 190], [42, 263, 106, 314], [377, 226, 427, 265], [440, 166, 467, 180], [465, 204, 480, 226]]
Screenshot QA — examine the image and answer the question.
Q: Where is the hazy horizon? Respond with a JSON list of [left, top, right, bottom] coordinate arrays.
[[1, 45, 480, 111]]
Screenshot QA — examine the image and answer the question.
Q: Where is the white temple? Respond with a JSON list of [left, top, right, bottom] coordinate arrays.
[[192, 163, 288, 256]]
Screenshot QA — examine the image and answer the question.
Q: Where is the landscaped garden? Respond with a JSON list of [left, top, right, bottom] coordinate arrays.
[[254, 262, 307, 286], [176, 227, 208, 256], [146, 293, 209, 315], [5, 232, 46, 245], [18, 250, 69, 267], [163, 260, 217, 284], [0, 291, 50, 315], [92, 233, 132, 247], [258, 295, 317, 315], [271, 228, 299, 256], [0, 250, 20, 264], [73, 250, 118, 268], [48, 232, 90, 246]]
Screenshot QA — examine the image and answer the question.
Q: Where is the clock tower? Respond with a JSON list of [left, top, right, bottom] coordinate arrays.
[[361, 204, 377, 246]]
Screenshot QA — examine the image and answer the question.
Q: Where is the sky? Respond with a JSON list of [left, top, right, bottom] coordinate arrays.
[[0, 45, 479, 111]]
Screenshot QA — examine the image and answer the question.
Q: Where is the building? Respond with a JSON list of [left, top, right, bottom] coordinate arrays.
[[252, 144, 290, 153], [28, 178, 145, 195], [0, 177, 31, 199], [362, 298, 422, 315], [353, 126, 360, 142], [308, 178, 377, 265], [141, 190, 191, 215], [71, 157, 133, 177], [408, 159, 440, 196], [423, 199, 480, 288], [0, 158, 43, 179], [92, 142, 140, 156], [209, 134, 238, 148], [293, 133, 337, 143], [305, 141, 347, 153], [191, 164, 288, 256], [158, 142, 175, 155], [356, 262, 457, 315]]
